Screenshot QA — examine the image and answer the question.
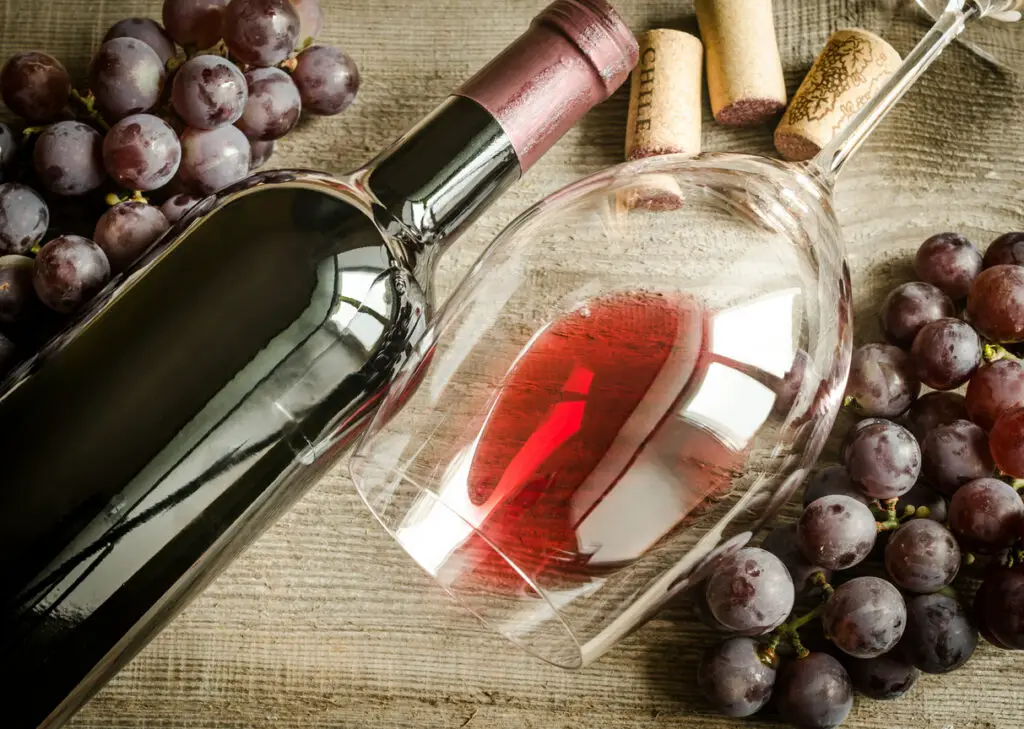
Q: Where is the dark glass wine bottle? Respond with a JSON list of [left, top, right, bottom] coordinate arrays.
[[0, 3, 637, 726]]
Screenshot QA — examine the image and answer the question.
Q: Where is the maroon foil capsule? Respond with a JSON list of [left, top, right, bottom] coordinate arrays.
[[457, 0, 638, 172]]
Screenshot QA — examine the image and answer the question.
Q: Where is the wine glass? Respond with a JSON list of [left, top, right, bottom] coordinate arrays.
[[349, 0, 1021, 669]]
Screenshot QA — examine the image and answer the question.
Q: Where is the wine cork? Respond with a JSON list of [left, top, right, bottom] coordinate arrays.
[[694, 0, 787, 127], [775, 29, 902, 162], [625, 30, 703, 161]]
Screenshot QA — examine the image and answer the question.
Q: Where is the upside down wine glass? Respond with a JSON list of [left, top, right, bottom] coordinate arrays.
[[349, 0, 1024, 669]]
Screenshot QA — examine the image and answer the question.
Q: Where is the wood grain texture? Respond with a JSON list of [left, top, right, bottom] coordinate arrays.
[[1, 0, 1021, 726]]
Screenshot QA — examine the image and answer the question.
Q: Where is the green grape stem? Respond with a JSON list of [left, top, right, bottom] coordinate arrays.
[[197, 40, 229, 59], [842, 395, 859, 410], [20, 126, 46, 139], [984, 344, 1019, 363], [874, 498, 902, 532], [280, 56, 298, 73], [105, 190, 149, 206], [761, 572, 833, 662], [69, 89, 110, 132]]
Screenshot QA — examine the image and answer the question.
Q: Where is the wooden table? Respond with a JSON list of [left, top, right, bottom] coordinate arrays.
[[4, 0, 1023, 726]]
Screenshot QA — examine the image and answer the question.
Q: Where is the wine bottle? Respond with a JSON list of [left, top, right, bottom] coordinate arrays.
[[0, 3, 638, 727]]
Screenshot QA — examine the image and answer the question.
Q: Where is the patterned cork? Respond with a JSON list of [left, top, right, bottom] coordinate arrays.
[[774, 28, 903, 162], [694, 0, 787, 127], [624, 29, 703, 161]]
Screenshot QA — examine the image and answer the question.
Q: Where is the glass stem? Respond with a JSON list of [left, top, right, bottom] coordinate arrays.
[[813, 1, 982, 181]]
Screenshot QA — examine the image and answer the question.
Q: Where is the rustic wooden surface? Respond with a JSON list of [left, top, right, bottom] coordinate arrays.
[[3, 0, 1024, 726]]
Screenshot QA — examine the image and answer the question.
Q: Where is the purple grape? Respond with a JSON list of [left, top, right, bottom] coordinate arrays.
[[966, 359, 1024, 431], [0, 183, 48, 254], [967, 264, 1024, 344], [0, 254, 35, 327], [692, 583, 729, 632], [32, 235, 111, 313], [163, 0, 231, 49], [911, 318, 982, 391], [915, 232, 983, 299], [895, 481, 947, 523], [172, 55, 248, 130], [236, 67, 301, 141], [160, 193, 202, 223], [991, 407, 1024, 478], [0, 52, 71, 123], [698, 637, 776, 718], [845, 420, 921, 500], [776, 653, 853, 729], [103, 114, 182, 192], [921, 420, 994, 497], [761, 523, 832, 593], [845, 343, 920, 418], [33, 121, 106, 196], [879, 282, 955, 348], [223, 0, 300, 67], [902, 593, 978, 673], [978, 567, 1024, 649], [797, 495, 876, 571], [90, 38, 167, 122], [93, 202, 170, 272], [906, 391, 969, 443], [249, 139, 274, 169], [292, 45, 360, 115], [984, 232, 1024, 269], [841, 417, 887, 464], [802, 465, 866, 507], [704, 548, 795, 635], [844, 651, 920, 700], [823, 576, 907, 658], [0, 122, 16, 171], [884, 519, 960, 593], [948, 477, 1024, 552], [973, 572, 1014, 648], [289, 0, 323, 42], [178, 125, 251, 194], [104, 18, 178, 65]]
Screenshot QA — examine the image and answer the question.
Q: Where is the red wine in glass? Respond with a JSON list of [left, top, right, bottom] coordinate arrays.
[[446, 291, 749, 594]]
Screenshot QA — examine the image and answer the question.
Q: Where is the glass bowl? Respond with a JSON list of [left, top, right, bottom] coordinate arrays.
[[348, 152, 851, 668]]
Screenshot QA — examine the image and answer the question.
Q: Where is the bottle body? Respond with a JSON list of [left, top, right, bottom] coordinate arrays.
[[0, 95, 525, 728]]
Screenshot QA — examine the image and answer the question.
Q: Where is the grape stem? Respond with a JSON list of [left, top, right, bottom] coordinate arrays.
[[984, 344, 1019, 362], [842, 395, 860, 410], [20, 126, 46, 139], [105, 190, 149, 206], [194, 39, 229, 59], [69, 89, 110, 132], [280, 57, 299, 73], [873, 498, 903, 532], [759, 572, 834, 663]]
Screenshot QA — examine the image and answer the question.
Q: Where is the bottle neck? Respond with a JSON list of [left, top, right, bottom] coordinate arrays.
[[362, 95, 522, 288]]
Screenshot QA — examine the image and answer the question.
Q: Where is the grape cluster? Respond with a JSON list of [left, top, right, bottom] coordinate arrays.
[[697, 230, 1024, 728], [0, 0, 359, 378]]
